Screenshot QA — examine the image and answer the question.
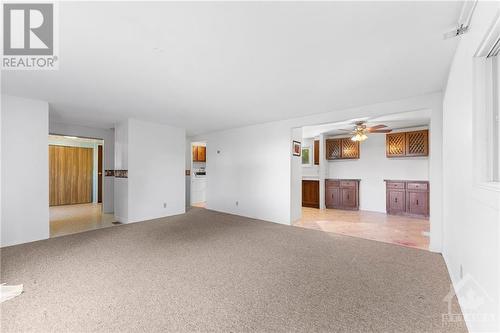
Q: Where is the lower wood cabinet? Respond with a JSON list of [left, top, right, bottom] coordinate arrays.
[[325, 179, 360, 210], [385, 180, 429, 218], [302, 180, 319, 208]]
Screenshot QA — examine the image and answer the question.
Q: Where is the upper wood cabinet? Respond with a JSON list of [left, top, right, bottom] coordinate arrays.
[[192, 145, 206, 162], [326, 138, 359, 160], [313, 140, 319, 165], [386, 130, 428, 158]]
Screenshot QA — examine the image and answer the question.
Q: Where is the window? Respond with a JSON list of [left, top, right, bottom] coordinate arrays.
[[474, 13, 500, 186], [301, 147, 311, 165]]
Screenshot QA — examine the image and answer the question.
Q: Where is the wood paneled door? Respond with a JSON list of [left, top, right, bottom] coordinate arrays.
[[49, 145, 93, 206], [302, 180, 319, 208]]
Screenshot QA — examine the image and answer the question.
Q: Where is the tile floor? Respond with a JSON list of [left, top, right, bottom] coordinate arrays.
[[294, 207, 429, 250], [50, 203, 116, 238]]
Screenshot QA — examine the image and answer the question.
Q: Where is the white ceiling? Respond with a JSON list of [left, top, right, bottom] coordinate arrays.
[[1, 2, 461, 136], [301, 109, 431, 138]]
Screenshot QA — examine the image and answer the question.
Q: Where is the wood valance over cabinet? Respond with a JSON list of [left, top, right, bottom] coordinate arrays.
[[385, 180, 429, 218], [386, 130, 428, 158], [326, 138, 359, 160], [325, 179, 360, 210]]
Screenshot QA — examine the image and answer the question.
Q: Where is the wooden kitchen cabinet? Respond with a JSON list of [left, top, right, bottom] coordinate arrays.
[[386, 130, 428, 158], [385, 180, 429, 218], [192, 145, 206, 162], [325, 138, 359, 160], [325, 179, 359, 210], [302, 180, 320, 208]]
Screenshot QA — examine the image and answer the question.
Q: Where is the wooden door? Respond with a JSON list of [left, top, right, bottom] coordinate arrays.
[[49, 145, 93, 206], [313, 140, 319, 165], [387, 190, 405, 214], [407, 191, 428, 216], [302, 180, 319, 208], [97, 145, 103, 203], [341, 188, 356, 208]]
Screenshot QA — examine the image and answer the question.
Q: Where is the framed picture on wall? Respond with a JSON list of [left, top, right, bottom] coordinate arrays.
[[292, 140, 301, 156]]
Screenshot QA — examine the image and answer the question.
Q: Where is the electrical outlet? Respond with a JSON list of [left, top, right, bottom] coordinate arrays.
[[460, 265, 463, 279], [235, 201, 238, 206], [163, 202, 167, 208]]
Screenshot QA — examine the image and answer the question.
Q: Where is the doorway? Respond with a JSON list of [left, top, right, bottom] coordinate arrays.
[[293, 110, 432, 251], [48, 134, 114, 237], [190, 141, 207, 208]]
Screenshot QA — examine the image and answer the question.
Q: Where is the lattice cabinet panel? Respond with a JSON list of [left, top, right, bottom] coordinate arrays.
[[326, 138, 360, 160], [341, 139, 359, 159], [386, 133, 406, 157], [406, 130, 428, 156], [326, 139, 341, 160]]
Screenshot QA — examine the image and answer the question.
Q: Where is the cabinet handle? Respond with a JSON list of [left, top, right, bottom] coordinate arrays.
[[347, 194, 349, 200], [331, 194, 333, 198], [416, 199, 419, 205], [395, 197, 398, 203]]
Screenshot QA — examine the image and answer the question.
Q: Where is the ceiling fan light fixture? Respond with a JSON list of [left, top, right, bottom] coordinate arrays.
[[351, 133, 368, 142]]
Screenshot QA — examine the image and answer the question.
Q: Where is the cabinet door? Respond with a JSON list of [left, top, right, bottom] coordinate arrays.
[[325, 186, 340, 208], [192, 146, 199, 162], [407, 191, 428, 217], [326, 139, 341, 160], [341, 188, 356, 208], [387, 190, 405, 214], [314, 140, 319, 165], [341, 139, 359, 159], [406, 130, 428, 156], [386, 133, 406, 157], [198, 146, 206, 162], [302, 180, 319, 208]]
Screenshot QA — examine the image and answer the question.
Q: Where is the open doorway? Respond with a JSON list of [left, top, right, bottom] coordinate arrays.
[[190, 141, 207, 208], [48, 134, 115, 237], [294, 110, 431, 250]]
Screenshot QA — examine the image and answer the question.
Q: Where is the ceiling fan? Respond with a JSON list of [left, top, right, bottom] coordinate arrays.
[[338, 121, 392, 142]]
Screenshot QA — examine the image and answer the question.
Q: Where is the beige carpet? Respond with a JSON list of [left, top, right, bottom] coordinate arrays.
[[1, 208, 466, 332]]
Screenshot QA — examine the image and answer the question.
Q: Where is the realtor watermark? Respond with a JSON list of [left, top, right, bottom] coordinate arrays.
[[442, 274, 496, 329], [2, 2, 58, 70]]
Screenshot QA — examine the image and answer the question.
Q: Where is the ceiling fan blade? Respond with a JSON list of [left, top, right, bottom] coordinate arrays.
[[369, 129, 392, 133], [337, 129, 353, 132], [367, 124, 387, 131]]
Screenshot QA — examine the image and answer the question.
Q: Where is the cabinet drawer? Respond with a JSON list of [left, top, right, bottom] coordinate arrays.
[[407, 182, 428, 191], [386, 182, 405, 190], [326, 180, 340, 187], [340, 180, 357, 188]]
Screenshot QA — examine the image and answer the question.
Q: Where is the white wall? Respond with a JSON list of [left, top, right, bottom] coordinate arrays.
[[326, 129, 429, 213], [49, 121, 115, 213], [193, 120, 293, 224], [114, 119, 186, 223], [1, 95, 49, 247], [442, 2, 500, 332], [290, 128, 302, 222], [113, 120, 129, 222]]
